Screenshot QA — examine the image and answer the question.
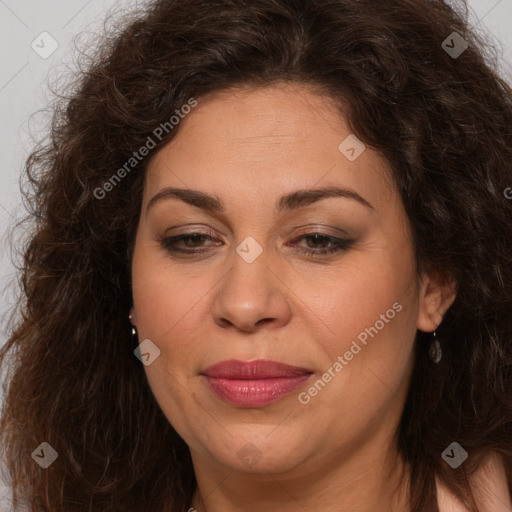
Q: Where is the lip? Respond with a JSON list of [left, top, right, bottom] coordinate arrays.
[[201, 359, 313, 407]]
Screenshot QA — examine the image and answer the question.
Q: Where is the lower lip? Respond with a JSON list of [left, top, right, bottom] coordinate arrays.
[[203, 375, 312, 407]]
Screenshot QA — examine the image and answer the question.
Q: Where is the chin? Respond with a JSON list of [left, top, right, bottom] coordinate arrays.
[[200, 430, 308, 474]]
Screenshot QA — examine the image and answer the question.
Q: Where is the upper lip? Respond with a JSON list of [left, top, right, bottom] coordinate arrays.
[[201, 359, 312, 379]]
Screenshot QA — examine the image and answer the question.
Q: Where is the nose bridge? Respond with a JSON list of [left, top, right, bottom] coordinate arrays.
[[232, 236, 270, 295]]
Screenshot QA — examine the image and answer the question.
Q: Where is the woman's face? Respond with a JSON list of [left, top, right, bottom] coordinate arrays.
[[131, 83, 453, 478]]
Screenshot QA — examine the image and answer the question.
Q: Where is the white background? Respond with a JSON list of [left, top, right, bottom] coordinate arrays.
[[1, 0, 511, 505]]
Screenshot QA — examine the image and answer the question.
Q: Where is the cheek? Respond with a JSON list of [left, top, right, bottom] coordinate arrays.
[[131, 257, 206, 423], [300, 271, 417, 439], [301, 263, 419, 428], [134, 275, 197, 340], [131, 248, 222, 379], [132, 239, 198, 335], [306, 251, 416, 356]]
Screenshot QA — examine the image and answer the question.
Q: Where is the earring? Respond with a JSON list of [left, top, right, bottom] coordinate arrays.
[[429, 330, 442, 363], [129, 313, 137, 339]]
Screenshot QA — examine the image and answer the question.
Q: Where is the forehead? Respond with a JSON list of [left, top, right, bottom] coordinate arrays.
[[144, 83, 397, 212]]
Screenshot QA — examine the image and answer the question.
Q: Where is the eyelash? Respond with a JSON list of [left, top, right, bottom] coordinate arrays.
[[160, 231, 354, 257]]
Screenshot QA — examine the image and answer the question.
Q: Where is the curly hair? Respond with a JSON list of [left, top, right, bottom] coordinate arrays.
[[1, 0, 511, 510]]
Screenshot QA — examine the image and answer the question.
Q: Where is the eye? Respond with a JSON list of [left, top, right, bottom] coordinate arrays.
[[160, 232, 220, 254], [159, 231, 354, 257], [290, 232, 354, 256]]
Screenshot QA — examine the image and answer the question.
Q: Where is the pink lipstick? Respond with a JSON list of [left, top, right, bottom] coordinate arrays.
[[201, 359, 312, 407]]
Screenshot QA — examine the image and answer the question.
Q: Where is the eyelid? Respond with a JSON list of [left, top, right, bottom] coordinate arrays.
[[162, 224, 350, 243], [163, 225, 219, 238], [290, 225, 352, 238]]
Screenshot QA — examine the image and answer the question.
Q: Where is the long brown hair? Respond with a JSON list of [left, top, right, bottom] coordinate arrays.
[[1, 0, 511, 510]]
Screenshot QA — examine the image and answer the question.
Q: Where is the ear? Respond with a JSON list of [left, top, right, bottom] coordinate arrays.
[[129, 306, 137, 325], [416, 271, 458, 332]]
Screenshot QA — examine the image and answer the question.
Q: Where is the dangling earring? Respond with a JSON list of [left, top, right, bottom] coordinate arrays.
[[429, 330, 442, 363], [129, 313, 137, 340]]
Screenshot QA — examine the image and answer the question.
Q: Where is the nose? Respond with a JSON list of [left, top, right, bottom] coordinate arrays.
[[211, 245, 293, 333]]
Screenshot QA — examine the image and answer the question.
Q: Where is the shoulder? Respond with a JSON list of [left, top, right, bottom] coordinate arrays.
[[436, 452, 511, 512]]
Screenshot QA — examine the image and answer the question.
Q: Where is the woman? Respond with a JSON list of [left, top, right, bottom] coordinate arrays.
[[1, 0, 511, 511]]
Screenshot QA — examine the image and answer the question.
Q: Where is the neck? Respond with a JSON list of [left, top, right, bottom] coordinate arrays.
[[189, 431, 411, 512]]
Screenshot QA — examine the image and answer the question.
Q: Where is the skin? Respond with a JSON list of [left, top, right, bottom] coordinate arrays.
[[130, 82, 457, 512]]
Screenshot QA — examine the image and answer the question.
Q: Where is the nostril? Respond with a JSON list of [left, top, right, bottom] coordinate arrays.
[[255, 318, 273, 326]]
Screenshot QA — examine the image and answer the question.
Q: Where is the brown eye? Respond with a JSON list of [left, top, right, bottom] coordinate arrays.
[[161, 232, 220, 254], [291, 233, 354, 256], [160, 231, 354, 258]]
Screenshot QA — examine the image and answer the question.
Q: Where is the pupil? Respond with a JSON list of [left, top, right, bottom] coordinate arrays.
[[308, 234, 325, 248], [187, 234, 204, 247]]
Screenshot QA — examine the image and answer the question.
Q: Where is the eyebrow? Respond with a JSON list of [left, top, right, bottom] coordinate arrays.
[[146, 186, 374, 214]]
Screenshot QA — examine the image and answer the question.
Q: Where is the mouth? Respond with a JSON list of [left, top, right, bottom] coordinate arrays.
[[200, 359, 313, 407]]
